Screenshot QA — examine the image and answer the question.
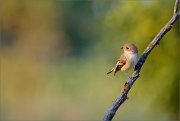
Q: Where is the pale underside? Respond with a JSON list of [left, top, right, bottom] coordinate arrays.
[[107, 53, 138, 75]]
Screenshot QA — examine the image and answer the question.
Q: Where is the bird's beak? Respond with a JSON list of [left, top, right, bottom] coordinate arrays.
[[121, 46, 123, 49]]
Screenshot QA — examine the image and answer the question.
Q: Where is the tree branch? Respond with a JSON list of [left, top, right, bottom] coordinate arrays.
[[103, 0, 179, 121]]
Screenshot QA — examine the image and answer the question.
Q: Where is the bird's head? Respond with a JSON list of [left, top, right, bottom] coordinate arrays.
[[121, 43, 138, 54]]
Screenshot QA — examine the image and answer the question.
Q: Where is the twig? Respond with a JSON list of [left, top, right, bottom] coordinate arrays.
[[103, 0, 179, 121]]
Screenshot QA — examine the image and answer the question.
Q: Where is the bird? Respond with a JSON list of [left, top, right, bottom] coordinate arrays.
[[107, 43, 138, 76]]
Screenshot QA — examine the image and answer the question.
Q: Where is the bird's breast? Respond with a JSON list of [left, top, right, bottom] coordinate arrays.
[[127, 53, 138, 66], [120, 53, 138, 71]]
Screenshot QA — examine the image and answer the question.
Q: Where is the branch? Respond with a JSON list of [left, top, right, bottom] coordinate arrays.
[[103, 0, 179, 121]]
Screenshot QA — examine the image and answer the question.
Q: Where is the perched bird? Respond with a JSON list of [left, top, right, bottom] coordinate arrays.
[[107, 43, 138, 76]]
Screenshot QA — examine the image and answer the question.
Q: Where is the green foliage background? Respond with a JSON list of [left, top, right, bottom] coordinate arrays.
[[1, 0, 179, 120]]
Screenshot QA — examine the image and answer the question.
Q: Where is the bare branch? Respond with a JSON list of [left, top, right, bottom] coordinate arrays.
[[174, 0, 179, 15], [103, 0, 179, 121]]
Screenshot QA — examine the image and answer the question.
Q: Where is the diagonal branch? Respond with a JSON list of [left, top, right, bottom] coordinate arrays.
[[103, 0, 179, 121]]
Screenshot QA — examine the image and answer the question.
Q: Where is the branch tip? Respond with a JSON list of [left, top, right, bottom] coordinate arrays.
[[173, 0, 179, 15]]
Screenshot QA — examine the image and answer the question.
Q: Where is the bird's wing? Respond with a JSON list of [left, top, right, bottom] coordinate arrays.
[[107, 54, 127, 75], [113, 54, 127, 75], [118, 54, 127, 66]]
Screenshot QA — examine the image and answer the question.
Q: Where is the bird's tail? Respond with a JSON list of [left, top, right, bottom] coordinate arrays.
[[107, 62, 120, 76], [107, 68, 114, 74]]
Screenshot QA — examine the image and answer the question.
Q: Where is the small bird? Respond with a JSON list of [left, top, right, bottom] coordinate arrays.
[[107, 43, 138, 76]]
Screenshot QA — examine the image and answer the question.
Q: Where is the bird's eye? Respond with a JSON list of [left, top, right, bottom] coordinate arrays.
[[126, 47, 129, 49]]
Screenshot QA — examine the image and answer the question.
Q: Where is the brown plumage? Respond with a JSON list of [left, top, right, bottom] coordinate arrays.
[[107, 43, 138, 76], [107, 54, 127, 75]]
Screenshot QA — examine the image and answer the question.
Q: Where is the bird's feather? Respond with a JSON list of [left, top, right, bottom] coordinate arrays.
[[114, 54, 127, 75], [107, 54, 127, 75]]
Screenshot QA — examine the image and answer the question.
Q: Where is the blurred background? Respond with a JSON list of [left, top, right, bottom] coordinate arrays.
[[0, 0, 179, 120]]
